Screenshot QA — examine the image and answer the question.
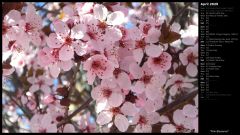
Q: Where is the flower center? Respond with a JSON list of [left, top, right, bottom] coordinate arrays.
[[97, 22, 107, 30], [39, 128, 47, 133], [2, 23, 10, 35], [135, 40, 146, 49], [25, 23, 34, 33], [187, 53, 196, 64], [140, 75, 152, 84], [113, 68, 121, 78], [138, 115, 147, 125], [102, 89, 112, 98], [51, 48, 60, 59], [87, 32, 96, 40], [64, 36, 72, 45], [143, 24, 151, 34], [125, 91, 138, 103], [175, 80, 183, 86], [110, 107, 121, 115], [91, 60, 102, 69]]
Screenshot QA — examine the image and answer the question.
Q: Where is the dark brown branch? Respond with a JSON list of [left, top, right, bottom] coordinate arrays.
[[57, 97, 93, 128], [169, 3, 192, 26], [157, 89, 198, 115]]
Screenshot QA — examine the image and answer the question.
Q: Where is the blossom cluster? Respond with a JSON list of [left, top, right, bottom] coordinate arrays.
[[2, 2, 198, 133]]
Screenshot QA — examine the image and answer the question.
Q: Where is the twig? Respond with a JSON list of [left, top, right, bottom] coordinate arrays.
[[169, 3, 192, 26], [157, 89, 198, 114], [2, 89, 33, 119], [57, 97, 93, 128]]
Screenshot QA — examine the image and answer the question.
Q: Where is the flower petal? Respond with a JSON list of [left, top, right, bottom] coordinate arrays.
[[97, 111, 113, 125], [145, 44, 163, 58], [59, 46, 74, 61], [108, 92, 123, 107], [114, 114, 129, 132], [106, 11, 125, 26]]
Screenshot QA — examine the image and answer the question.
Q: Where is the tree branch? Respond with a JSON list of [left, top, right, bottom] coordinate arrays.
[[169, 3, 192, 26], [157, 89, 198, 115], [57, 97, 93, 128]]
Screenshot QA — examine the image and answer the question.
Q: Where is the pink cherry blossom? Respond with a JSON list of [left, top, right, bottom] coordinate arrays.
[[30, 113, 57, 133], [83, 54, 114, 84], [179, 45, 198, 77], [27, 75, 53, 94], [165, 74, 197, 96], [147, 52, 172, 74], [91, 79, 124, 107], [132, 110, 160, 133]]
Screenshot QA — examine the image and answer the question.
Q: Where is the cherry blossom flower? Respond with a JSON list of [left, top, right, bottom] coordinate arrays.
[[147, 52, 172, 74], [91, 79, 124, 107], [181, 25, 198, 46], [165, 74, 197, 96], [83, 54, 114, 84], [132, 110, 160, 133], [47, 20, 87, 61], [18, 4, 43, 46], [81, 13, 122, 52], [179, 45, 198, 77], [96, 101, 137, 132], [130, 63, 166, 100], [27, 75, 53, 94], [30, 113, 57, 133], [172, 104, 198, 132]]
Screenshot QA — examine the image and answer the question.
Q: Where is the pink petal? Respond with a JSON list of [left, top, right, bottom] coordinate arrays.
[[129, 62, 143, 79], [131, 81, 145, 94], [53, 20, 70, 37], [135, 124, 152, 133], [4, 10, 21, 25], [71, 24, 86, 39], [93, 4, 108, 21], [169, 85, 178, 96], [47, 33, 63, 48], [147, 112, 160, 124], [73, 42, 87, 56], [21, 96, 28, 105], [49, 63, 60, 78], [29, 84, 39, 93], [182, 104, 198, 118], [43, 94, 55, 104], [120, 102, 137, 116], [186, 63, 198, 77], [145, 28, 161, 43], [105, 27, 122, 42], [145, 88, 159, 100], [173, 109, 185, 125], [41, 85, 51, 94], [117, 72, 131, 89], [91, 86, 103, 101], [114, 114, 129, 132], [145, 44, 163, 57], [106, 11, 125, 26], [59, 46, 74, 61], [86, 72, 96, 85], [63, 5, 74, 16], [133, 48, 143, 64], [182, 83, 194, 89], [161, 124, 176, 133], [96, 111, 113, 125], [59, 60, 73, 71], [159, 115, 170, 123], [108, 92, 123, 107], [182, 37, 196, 45], [144, 100, 155, 113], [63, 124, 75, 133]]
